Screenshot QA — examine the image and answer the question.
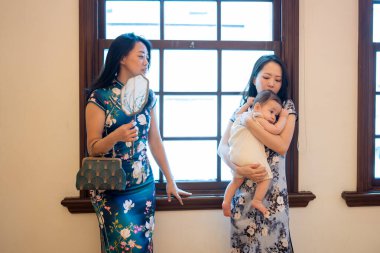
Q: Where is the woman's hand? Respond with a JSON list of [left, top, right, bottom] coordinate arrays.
[[235, 163, 268, 182], [112, 121, 139, 142], [166, 181, 192, 205]]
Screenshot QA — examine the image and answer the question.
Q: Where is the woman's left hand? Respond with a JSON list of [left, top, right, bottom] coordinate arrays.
[[166, 181, 192, 205]]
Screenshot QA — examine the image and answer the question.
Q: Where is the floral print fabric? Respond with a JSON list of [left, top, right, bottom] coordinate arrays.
[[88, 81, 157, 252], [230, 99, 296, 253]]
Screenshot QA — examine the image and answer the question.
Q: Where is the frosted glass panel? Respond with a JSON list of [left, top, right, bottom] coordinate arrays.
[[163, 96, 217, 137], [164, 1, 217, 40], [374, 4, 380, 42], [222, 50, 274, 92], [163, 140, 217, 181], [164, 50, 217, 92], [375, 139, 380, 179], [105, 1, 160, 40], [221, 2, 272, 41]]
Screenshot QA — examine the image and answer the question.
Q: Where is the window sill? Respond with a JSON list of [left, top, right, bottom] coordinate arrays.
[[341, 191, 380, 207], [61, 191, 315, 213]]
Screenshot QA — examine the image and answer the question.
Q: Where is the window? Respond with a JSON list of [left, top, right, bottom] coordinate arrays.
[[342, 0, 380, 206], [62, 0, 315, 213]]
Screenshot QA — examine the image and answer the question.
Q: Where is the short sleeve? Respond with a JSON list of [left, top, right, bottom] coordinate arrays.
[[87, 89, 106, 112], [283, 99, 298, 120], [146, 89, 157, 109]]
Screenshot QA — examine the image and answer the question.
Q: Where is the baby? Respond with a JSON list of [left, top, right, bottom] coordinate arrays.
[[222, 90, 289, 217]]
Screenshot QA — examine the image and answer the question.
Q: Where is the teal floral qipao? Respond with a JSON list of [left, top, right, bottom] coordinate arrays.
[[230, 99, 297, 253], [88, 80, 156, 253]]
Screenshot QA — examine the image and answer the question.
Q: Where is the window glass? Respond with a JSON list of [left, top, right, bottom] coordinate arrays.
[[375, 139, 380, 178], [164, 1, 217, 40], [146, 50, 160, 92], [105, 1, 160, 40], [374, 4, 380, 42], [221, 95, 241, 136], [222, 50, 274, 92], [163, 95, 217, 137], [221, 1, 273, 41], [376, 95, 380, 135], [376, 52, 380, 92], [163, 50, 217, 92], [148, 95, 160, 180], [163, 140, 218, 181]]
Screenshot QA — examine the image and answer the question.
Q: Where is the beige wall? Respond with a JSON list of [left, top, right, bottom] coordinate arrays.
[[1, 0, 379, 252]]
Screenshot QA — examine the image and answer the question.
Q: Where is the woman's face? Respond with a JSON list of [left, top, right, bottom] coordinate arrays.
[[120, 41, 149, 78], [253, 61, 282, 94]]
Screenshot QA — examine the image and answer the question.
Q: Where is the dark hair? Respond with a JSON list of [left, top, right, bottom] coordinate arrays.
[[87, 33, 151, 96], [241, 54, 289, 105], [253, 90, 282, 107]]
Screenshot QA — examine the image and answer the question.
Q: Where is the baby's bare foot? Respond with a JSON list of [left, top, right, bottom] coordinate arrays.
[[222, 201, 231, 217], [252, 199, 270, 218]]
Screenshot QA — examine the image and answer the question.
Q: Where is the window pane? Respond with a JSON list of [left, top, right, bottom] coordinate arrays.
[[376, 95, 380, 135], [222, 50, 274, 92], [374, 4, 380, 42], [376, 52, 380, 92], [146, 50, 160, 92], [164, 1, 217, 40], [163, 140, 217, 181], [221, 2, 273, 41], [164, 50, 217, 92], [221, 95, 241, 136], [221, 162, 233, 181], [163, 95, 217, 137], [375, 139, 380, 178], [147, 148, 160, 181], [105, 1, 160, 40], [147, 95, 160, 181]]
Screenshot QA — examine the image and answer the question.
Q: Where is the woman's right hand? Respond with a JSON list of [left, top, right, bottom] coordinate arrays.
[[112, 121, 139, 142], [235, 163, 268, 182]]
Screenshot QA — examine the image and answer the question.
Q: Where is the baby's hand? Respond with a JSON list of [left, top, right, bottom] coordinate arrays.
[[247, 97, 255, 105], [280, 108, 289, 118]]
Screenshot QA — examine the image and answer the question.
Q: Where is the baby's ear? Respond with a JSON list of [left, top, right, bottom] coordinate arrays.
[[253, 102, 261, 111]]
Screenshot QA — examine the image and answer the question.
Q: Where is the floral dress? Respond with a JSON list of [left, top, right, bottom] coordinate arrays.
[[230, 99, 296, 253], [88, 80, 156, 253]]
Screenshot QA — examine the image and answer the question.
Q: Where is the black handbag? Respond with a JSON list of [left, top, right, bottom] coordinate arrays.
[[75, 157, 126, 191]]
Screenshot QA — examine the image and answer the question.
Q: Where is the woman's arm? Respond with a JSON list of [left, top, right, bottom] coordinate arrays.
[[148, 108, 192, 204], [217, 120, 268, 182], [86, 103, 137, 156], [241, 112, 296, 156]]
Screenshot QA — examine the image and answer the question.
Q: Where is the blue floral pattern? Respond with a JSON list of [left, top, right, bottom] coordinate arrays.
[[88, 81, 157, 252], [230, 99, 296, 253]]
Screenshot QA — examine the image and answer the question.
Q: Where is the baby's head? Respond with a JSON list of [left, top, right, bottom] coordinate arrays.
[[252, 90, 283, 124]]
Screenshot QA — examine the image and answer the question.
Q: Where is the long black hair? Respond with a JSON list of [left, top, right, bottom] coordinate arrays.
[[87, 33, 151, 97], [241, 54, 289, 105]]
